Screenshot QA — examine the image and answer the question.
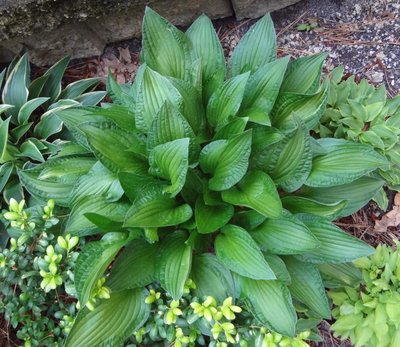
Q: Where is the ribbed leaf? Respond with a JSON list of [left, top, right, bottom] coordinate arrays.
[[231, 210, 266, 231], [206, 72, 250, 128], [263, 254, 291, 285], [18, 169, 73, 206], [142, 7, 191, 79], [147, 102, 199, 163], [186, 14, 225, 101], [191, 254, 235, 302], [67, 196, 130, 236], [71, 162, 123, 205], [272, 81, 329, 131], [306, 140, 389, 187], [229, 14, 276, 76], [195, 197, 234, 234], [239, 57, 289, 123], [295, 214, 374, 263], [213, 117, 248, 140], [285, 257, 330, 318], [267, 121, 312, 191], [38, 156, 96, 183], [107, 240, 158, 291], [74, 233, 128, 306], [318, 263, 362, 288], [281, 196, 347, 220], [2, 54, 29, 117], [222, 170, 282, 217], [65, 288, 149, 347], [0, 118, 10, 162], [75, 91, 106, 106], [135, 66, 183, 131], [18, 140, 44, 162], [157, 231, 192, 300], [250, 125, 284, 168], [41, 56, 70, 104], [0, 162, 13, 191], [80, 121, 147, 174], [149, 138, 189, 197], [124, 186, 192, 228], [17, 97, 49, 124], [199, 130, 252, 191], [215, 224, 276, 280], [280, 53, 327, 94], [250, 215, 319, 255], [87, 105, 136, 132], [300, 176, 384, 217], [238, 276, 296, 337]]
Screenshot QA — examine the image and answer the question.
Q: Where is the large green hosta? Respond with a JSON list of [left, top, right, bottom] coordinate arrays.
[[18, 8, 383, 346]]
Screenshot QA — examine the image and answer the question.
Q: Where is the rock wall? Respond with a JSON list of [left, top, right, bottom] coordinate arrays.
[[0, 0, 301, 65]]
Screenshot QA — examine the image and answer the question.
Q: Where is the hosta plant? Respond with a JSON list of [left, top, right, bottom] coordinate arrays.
[[0, 54, 106, 204], [315, 66, 400, 208], [329, 242, 400, 347], [0, 199, 80, 347], [17, 8, 384, 346]]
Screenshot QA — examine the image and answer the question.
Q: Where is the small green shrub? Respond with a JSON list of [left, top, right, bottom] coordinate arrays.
[[16, 8, 384, 346], [315, 66, 400, 208], [0, 199, 79, 346], [329, 242, 400, 347], [0, 55, 106, 205], [127, 281, 314, 347]]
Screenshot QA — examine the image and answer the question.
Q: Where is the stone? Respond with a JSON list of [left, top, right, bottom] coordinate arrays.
[[231, 0, 302, 20]]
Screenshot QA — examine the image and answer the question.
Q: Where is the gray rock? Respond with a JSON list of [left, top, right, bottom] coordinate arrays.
[[231, 0, 301, 20]]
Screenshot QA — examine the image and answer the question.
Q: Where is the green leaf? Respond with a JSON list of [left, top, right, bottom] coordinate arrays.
[[71, 161, 123, 205], [186, 14, 225, 101], [0, 104, 14, 115], [285, 257, 331, 318], [37, 155, 96, 183], [267, 121, 312, 192], [74, 233, 128, 306], [263, 254, 291, 285], [191, 254, 235, 302], [149, 138, 189, 197], [281, 196, 347, 220], [280, 53, 327, 94], [300, 176, 384, 217], [272, 80, 329, 131], [2, 54, 29, 117], [106, 73, 135, 108], [87, 105, 136, 132], [80, 121, 148, 174], [75, 91, 106, 106], [238, 276, 296, 337], [250, 215, 319, 255], [215, 224, 276, 280], [240, 57, 289, 122], [17, 97, 49, 124], [17, 140, 44, 162], [0, 118, 10, 162], [213, 117, 248, 140], [124, 186, 192, 228], [318, 263, 362, 288], [107, 240, 158, 291], [250, 125, 284, 168], [0, 162, 13, 191], [41, 56, 70, 104], [157, 231, 192, 300], [64, 288, 149, 347], [295, 214, 374, 263], [231, 210, 266, 231], [59, 77, 100, 99], [142, 7, 191, 79], [67, 196, 130, 236], [229, 14, 276, 76], [18, 169, 73, 206], [28, 75, 49, 100], [222, 170, 282, 218], [206, 72, 250, 128], [200, 130, 252, 191], [135, 66, 183, 132], [306, 140, 389, 187], [195, 197, 234, 234]]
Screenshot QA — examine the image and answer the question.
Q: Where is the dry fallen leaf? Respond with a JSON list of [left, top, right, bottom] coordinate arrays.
[[374, 193, 400, 232]]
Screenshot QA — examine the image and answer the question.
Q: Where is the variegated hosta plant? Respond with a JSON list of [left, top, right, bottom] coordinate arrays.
[[315, 66, 400, 209], [0, 54, 106, 203], [18, 8, 385, 346]]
